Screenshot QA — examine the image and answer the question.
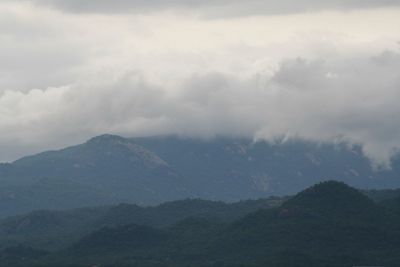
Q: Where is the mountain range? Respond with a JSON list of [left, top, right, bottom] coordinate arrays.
[[1, 134, 400, 217]]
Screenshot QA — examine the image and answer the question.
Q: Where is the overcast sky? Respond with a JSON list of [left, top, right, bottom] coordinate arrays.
[[1, 0, 400, 165]]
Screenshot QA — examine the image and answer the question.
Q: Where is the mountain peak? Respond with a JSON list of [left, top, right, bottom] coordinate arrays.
[[86, 134, 127, 144], [281, 181, 376, 218], [83, 134, 171, 169]]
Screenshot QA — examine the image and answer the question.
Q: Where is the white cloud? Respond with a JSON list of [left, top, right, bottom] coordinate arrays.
[[20, 0, 400, 16], [0, 1, 400, 165], [1, 50, 400, 165]]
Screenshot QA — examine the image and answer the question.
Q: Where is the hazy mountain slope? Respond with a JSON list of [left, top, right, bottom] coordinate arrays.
[[133, 136, 400, 199], [0, 135, 192, 217], [363, 188, 400, 202], [0, 178, 120, 218], [1, 134, 400, 218], [12, 135, 191, 202]]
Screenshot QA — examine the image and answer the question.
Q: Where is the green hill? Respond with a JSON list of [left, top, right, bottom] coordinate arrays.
[[9, 181, 400, 267], [0, 197, 284, 251]]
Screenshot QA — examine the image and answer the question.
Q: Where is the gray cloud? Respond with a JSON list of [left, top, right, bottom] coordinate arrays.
[[0, 5, 88, 91], [1, 50, 400, 165], [23, 0, 400, 15], [1, 1, 400, 167]]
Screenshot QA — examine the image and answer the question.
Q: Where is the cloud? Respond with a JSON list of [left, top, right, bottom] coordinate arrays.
[[1, 1, 400, 166], [0, 2, 89, 91], [1, 50, 400, 166], [19, 0, 400, 16]]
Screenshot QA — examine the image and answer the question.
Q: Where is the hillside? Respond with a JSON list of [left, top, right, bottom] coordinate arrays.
[[3, 181, 400, 267], [0, 198, 284, 251]]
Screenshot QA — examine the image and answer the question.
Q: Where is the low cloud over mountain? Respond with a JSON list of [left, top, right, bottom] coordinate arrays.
[[0, 1, 399, 165]]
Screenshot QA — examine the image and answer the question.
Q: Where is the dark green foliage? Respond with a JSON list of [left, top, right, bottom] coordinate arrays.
[[73, 224, 168, 252], [0, 206, 110, 251], [212, 181, 400, 266], [4, 181, 400, 267], [282, 181, 381, 221], [98, 198, 285, 228], [0, 198, 284, 251], [381, 195, 400, 215], [0, 245, 48, 267]]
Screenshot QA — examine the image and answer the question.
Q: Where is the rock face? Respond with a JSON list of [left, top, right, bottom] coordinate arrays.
[[1, 134, 400, 218]]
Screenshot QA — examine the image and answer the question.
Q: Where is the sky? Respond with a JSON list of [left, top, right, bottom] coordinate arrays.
[[0, 0, 400, 164]]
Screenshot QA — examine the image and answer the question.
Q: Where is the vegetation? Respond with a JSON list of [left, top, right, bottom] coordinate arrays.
[[0, 198, 284, 251], [1, 181, 399, 267]]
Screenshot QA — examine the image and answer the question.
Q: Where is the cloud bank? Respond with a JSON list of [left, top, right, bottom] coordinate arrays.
[[23, 0, 400, 16], [1, 50, 400, 165], [0, 1, 400, 166]]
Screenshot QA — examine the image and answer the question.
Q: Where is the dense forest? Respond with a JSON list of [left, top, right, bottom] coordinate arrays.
[[0, 181, 399, 267]]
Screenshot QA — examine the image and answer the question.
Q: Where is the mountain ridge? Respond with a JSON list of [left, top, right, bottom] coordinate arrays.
[[8, 181, 399, 267], [1, 134, 400, 218]]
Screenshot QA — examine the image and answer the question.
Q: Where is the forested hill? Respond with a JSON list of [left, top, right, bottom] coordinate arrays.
[[1, 181, 400, 267], [0, 197, 284, 251]]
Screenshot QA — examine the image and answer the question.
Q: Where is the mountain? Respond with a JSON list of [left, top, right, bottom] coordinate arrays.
[[213, 181, 400, 266], [12, 181, 400, 267], [363, 188, 400, 202], [1, 134, 400, 217], [0, 178, 118, 218], [132, 135, 400, 198], [281, 181, 381, 220], [0, 135, 192, 217]]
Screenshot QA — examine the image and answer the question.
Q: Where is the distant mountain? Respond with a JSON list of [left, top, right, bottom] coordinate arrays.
[[1, 134, 400, 217], [0, 178, 118, 218], [0, 135, 192, 217], [363, 188, 400, 202], [12, 181, 400, 267], [132, 135, 400, 198]]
